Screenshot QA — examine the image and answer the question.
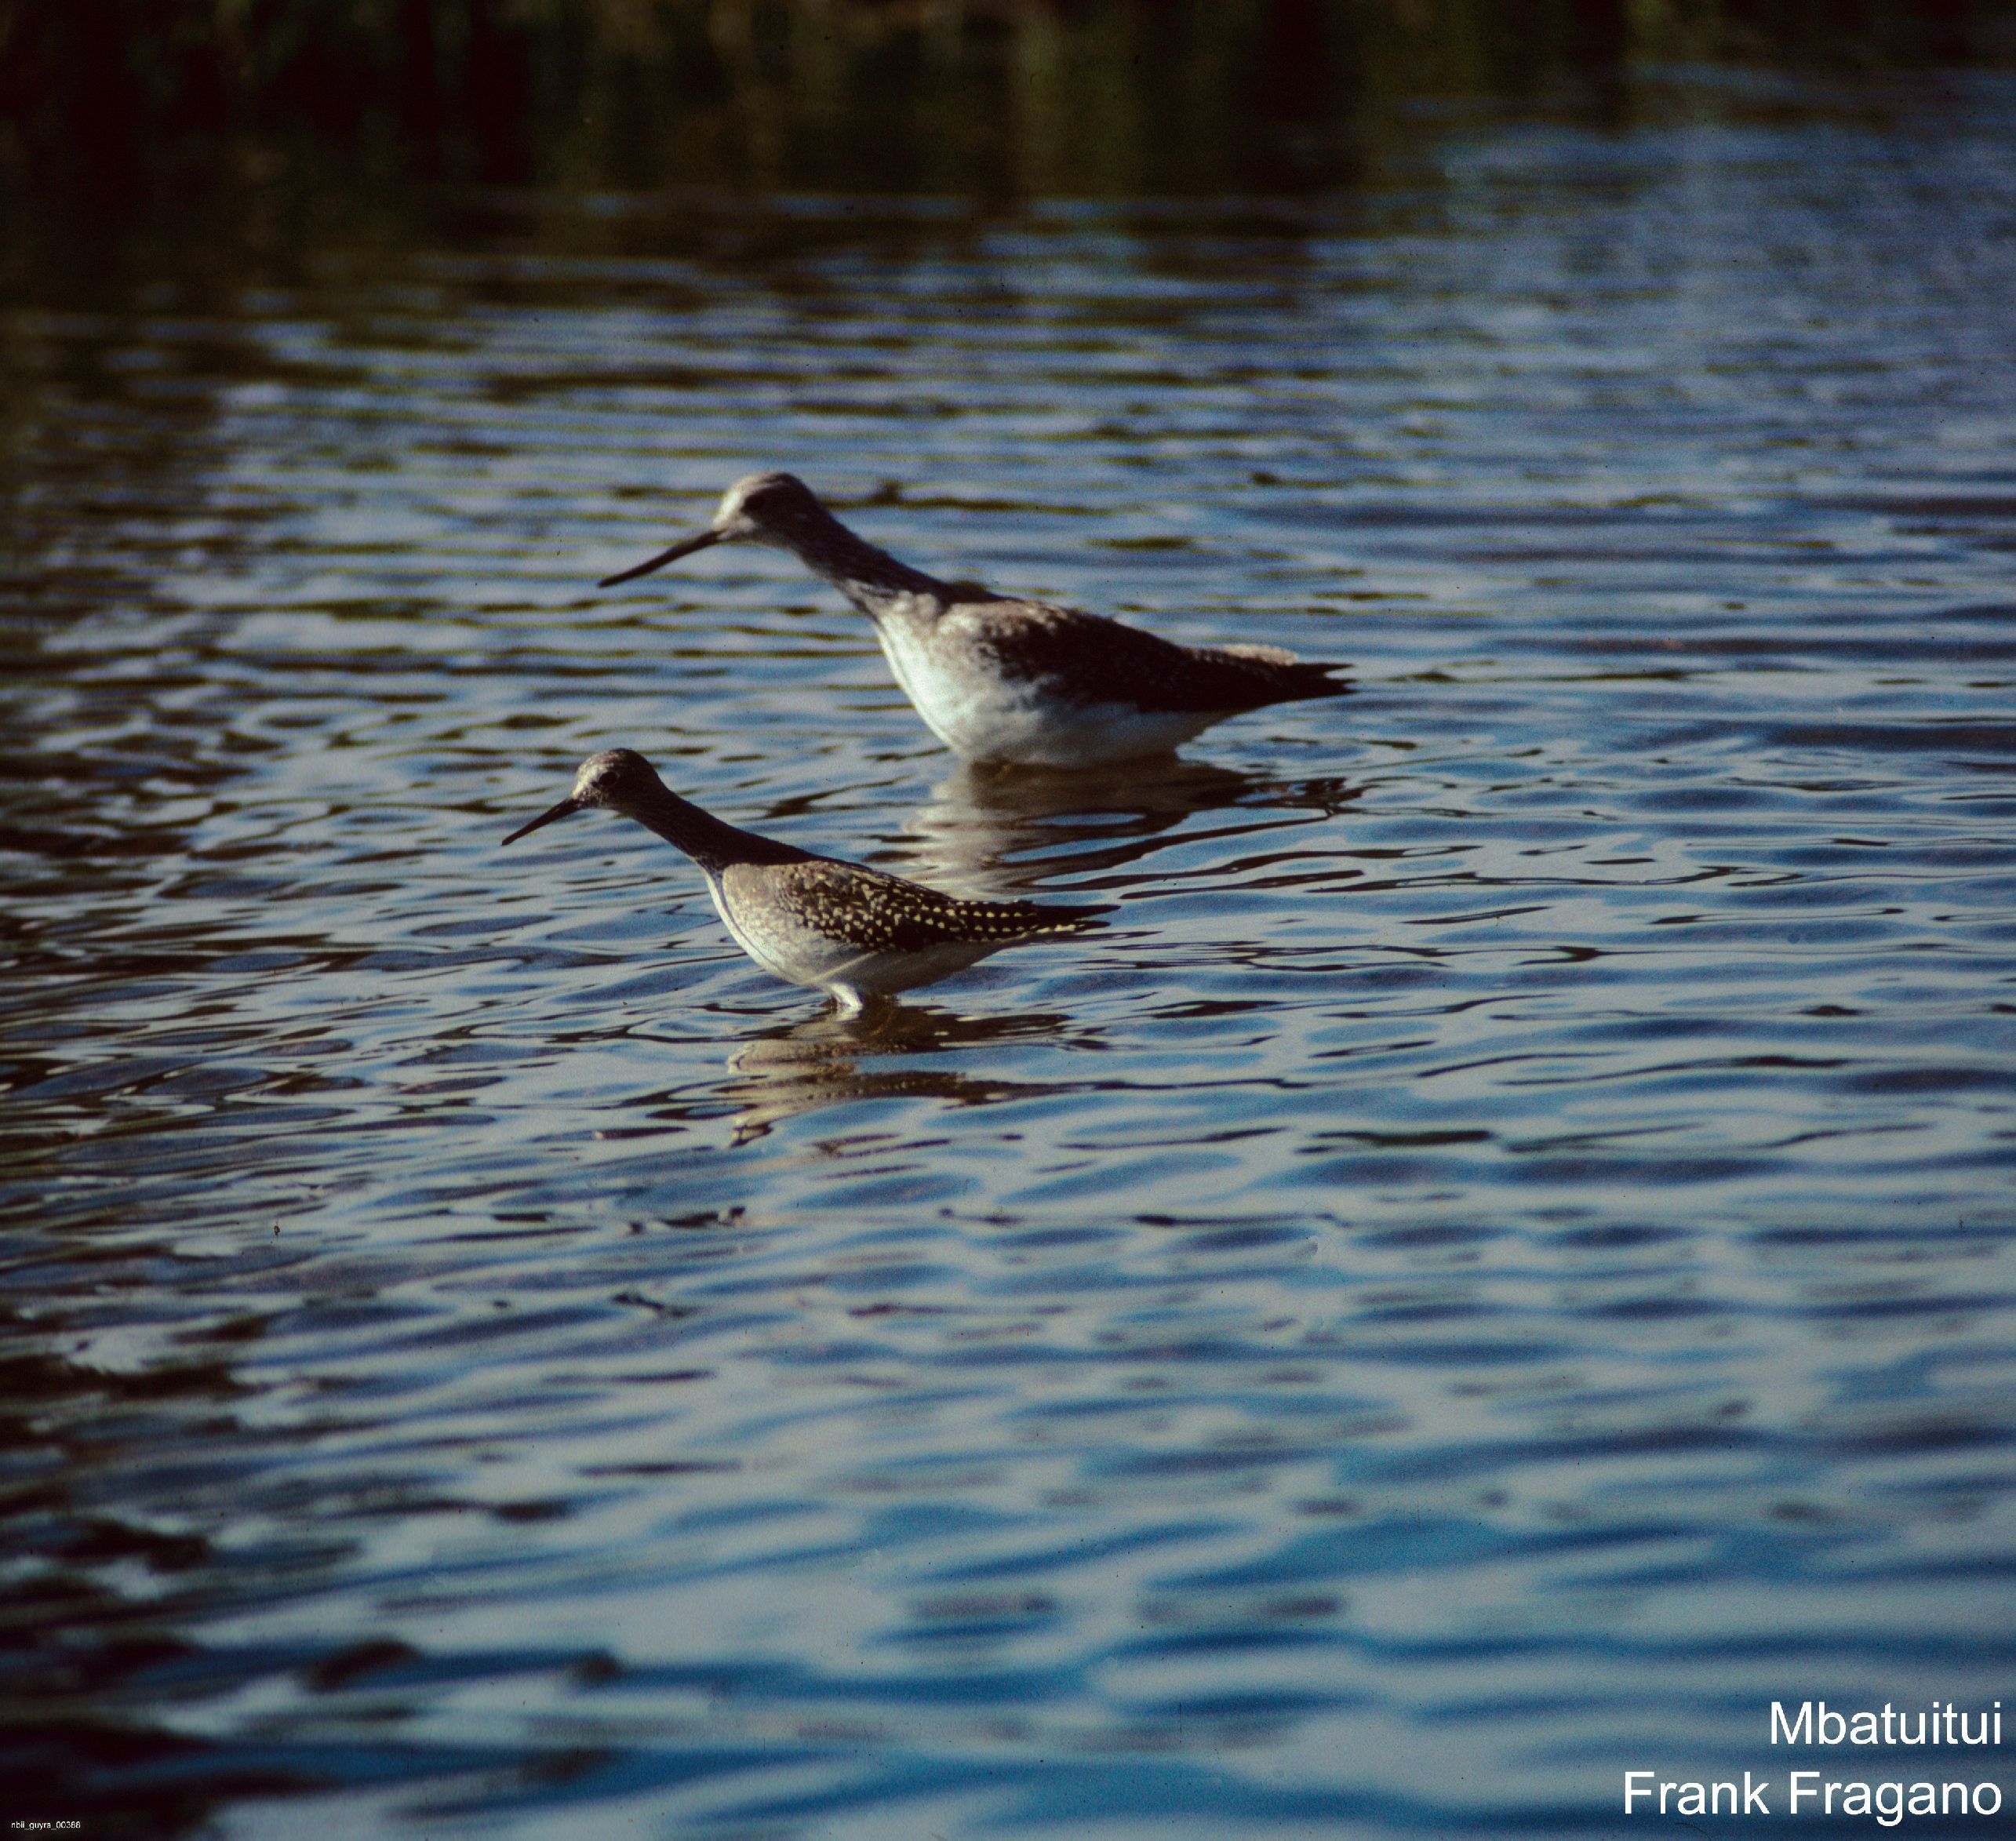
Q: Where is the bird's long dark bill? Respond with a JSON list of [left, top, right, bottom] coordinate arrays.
[[597, 527, 720, 588], [503, 795, 582, 846]]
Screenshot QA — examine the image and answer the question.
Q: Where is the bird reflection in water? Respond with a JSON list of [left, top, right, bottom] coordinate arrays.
[[719, 1001, 1081, 1143], [888, 756, 1366, 891]]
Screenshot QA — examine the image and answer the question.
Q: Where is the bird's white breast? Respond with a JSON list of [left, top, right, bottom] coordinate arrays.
[[707, 878, 846, 989], [706, 875, 996, 1003], [874, 617, 1214, 768]]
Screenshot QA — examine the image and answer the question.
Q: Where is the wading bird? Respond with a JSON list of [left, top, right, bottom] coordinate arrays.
[[599, 472, 1351, 769], [504, 749, 1111, 1010]]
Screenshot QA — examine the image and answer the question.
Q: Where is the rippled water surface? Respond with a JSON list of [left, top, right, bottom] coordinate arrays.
[[6, 74, 2016, 1838]]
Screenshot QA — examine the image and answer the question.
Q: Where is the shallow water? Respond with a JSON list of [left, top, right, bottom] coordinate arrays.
[[5, 72, 2016, 1838]]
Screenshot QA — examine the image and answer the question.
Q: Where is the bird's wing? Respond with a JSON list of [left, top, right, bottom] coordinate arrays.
[[739, 857, 1097, 954], [942, 598, 1347, 712]]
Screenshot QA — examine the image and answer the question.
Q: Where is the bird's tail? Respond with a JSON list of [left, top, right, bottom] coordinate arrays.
[[1210, 643, 1354, 702], [1028, 901, 1116, 933]]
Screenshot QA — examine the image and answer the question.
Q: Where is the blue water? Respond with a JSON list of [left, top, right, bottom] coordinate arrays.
[[4, 72, 2015, 1837]]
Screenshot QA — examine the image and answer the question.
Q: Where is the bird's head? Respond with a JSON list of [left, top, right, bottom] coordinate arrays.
[[503, 748, 665, 843], [598, 471, 831, 588]]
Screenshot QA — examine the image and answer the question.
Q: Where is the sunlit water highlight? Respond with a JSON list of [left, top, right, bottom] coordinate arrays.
[[4, 77, 2016, 1838]]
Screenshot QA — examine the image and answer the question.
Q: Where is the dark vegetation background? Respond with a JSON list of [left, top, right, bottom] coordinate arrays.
[[5, 0, 2012, 218], [3, 1, 2009, 544]]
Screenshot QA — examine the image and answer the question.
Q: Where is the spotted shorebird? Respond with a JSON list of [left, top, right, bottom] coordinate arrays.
[[504, 749, 1111, 1009], [599, 472, 1352, 769]]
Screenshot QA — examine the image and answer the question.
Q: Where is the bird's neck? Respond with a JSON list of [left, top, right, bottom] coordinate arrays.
[[629, 785, 802, 875], [775, 513, 951, 622]]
